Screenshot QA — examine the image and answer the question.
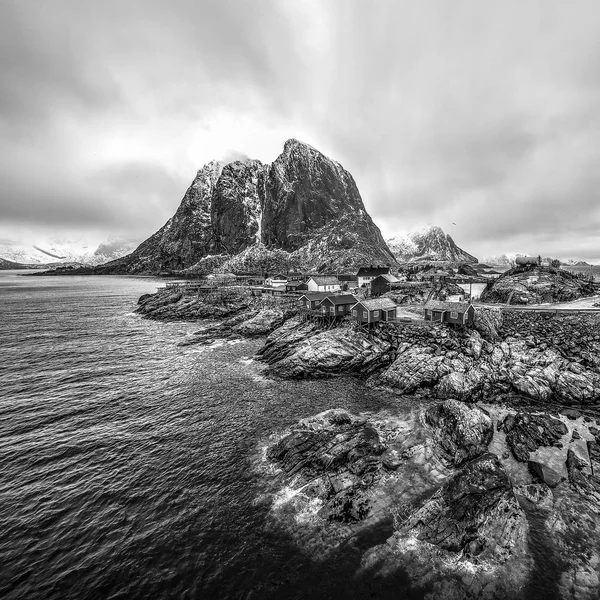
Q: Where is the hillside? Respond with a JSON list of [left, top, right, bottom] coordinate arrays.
[[480, 264, 597, 305], [96, 139, 395, 275], [386, 226, 477, 264]]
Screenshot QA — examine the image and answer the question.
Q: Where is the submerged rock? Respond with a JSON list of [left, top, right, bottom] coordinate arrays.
[[424, 399, 493, 466]]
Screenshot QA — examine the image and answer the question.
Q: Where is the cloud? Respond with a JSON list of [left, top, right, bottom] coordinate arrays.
[[1, 0, 600, 261]]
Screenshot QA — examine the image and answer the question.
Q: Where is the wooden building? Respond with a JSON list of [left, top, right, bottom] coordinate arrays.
[[307, 275, 341, 293], [356, 266, 391, 287], [423, 300, 475, 325], [318, 294, 358, 318], [285, 281, 303, 293], [299, 292, 330, 310], [370, 273, 401, 296], [265, 274, 288, 287], [350, 298, 398, 324]]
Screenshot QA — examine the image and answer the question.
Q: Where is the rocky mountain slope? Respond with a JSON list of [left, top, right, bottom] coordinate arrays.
[[97, 139, 395, 274], [480, 264, 597, 304], [386, 225, 477, 264]]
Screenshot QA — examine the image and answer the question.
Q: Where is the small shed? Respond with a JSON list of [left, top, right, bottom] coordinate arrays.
[[299, 292, 330, 310], [423, 300, 475, 325], [356, 266, 391, 287], [307, 275, 341, 292], [350, 298, 398, 324], [285, 281, 302, 292], [319, 294, 358, 317]]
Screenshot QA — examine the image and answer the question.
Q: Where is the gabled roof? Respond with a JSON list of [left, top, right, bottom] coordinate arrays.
[[353, 298, 398, 311], [337, 274, 359, 281], [424, 300, 471, 312], [308, 275, 339, 285], [356, 266, 390, 277], [321, 294, 358, 306], [268, 274, 288, 280], [271, 285, 286, 291], [299, 292, 330, 301], [372, 273, 400, 283], [285, 281, 301, 287]]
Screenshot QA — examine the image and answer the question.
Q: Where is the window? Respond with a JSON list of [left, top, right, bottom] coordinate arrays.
[[322, 306, 327, 313], [373, 310, 380, 317], [352, 309, 357, 316], [338, 306, 343, 312], [362, 311, 368, 318], [330, 306, 335, 313], [450, 311, 458, 319]]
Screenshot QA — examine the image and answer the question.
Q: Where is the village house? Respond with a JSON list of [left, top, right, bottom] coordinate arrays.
[[285, 281, 303, 293], [306, 275, 341, 293], [265, 274, 288, 287], [350, 298, 398, 324], [318, 294, 358, 318], [298, 292, 330, 310], [423, 300, 475, 325], [356, 266, 391, 287], [370, 273, 401, 297]]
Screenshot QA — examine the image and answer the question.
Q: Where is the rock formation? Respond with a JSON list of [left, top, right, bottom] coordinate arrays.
[[480, 264, 597, 304], [96, 139, 395, 274]]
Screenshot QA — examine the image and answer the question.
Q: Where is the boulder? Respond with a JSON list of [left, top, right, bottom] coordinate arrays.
[[528, 460, 564, 488], [500, 412, 568, 462], [424, 400, 493, 466], [514, 483, 553, 508], [400, 453, 527, 561]]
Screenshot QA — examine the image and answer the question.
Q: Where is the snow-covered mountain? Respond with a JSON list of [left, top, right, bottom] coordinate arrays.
[[0, 236, 138, 266], [386, 226, 477, 264]]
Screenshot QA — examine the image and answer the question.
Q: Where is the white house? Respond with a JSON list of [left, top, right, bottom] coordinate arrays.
[[356, 266, 391, 288], [265, 274, 288, 287], [307, 275, 341, 293]]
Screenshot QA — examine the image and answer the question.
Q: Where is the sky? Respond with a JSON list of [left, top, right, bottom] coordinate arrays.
[[1, 0, 600, 262]]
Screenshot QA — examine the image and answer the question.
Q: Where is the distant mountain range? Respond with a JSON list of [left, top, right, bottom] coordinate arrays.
[[0, 237, 138, 267], [386, 225, 478, 264], [95, 139, 396, 275]]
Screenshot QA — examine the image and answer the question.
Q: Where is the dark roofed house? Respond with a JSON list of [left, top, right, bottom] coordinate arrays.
[[356, 266, 391, 287], [285, 281, 302, 292], [299, 292, 330, 310], [319, 294, 358, 317], [370, 273, 400, 296], [424, 300, 474, 325], [350, 298, 398, 324]]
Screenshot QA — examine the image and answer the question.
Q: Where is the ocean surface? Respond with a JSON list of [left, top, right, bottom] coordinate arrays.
[[0, 271, 420, 600]]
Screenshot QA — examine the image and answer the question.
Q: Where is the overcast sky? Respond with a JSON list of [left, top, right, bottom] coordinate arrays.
[[1, 0, 600, 261]]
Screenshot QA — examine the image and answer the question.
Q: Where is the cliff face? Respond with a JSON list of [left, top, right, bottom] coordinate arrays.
[[98, 161, 222, 274], [210, 160, 265, 256], [387, 225, 477, 264], [98, 139, 395, 275]]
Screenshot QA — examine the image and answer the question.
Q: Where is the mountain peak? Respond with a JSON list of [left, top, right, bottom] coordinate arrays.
[[387, 225, 477, 264]]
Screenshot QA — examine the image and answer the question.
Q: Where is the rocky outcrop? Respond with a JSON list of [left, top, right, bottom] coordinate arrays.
[[425, 400, 493, 466], [400, 454, 526, 560], [386, 225, 478, 264], [499, 411, 568, 462], [266, 409, 387, 522], [480, 264, 597, 305], [258, 320, 394, 378]]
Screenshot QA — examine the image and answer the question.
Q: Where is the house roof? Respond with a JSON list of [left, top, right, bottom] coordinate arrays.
[[308, 275, 339, 285], [373, 273, 400, 283], [268, 274, 288, 280], [424, 300, 472, 312], [321, 294, 358, 306], [299, 292, 330, 301], [286, 281, 301, 287], [353, 298, 398, 311], [356, 266, 391, 277], [337, 274, 359, 281]]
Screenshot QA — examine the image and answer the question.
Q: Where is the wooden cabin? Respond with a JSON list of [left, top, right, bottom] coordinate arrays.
[[299, 292, 330, 310], [306, 276, 341, 293], [423, 300, 475, 325], [370, 273, 400, 297], [318, 294, 358, 318], [350, 298, 398, 324], [285, 281, 302, 293], [356, 266, 391, 288]]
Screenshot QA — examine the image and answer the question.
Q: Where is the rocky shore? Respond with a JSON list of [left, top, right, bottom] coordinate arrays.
[[259, 400, 600, 599]]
